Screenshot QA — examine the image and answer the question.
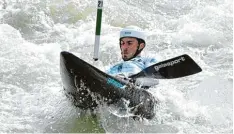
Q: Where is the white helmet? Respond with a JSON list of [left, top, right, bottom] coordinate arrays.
[[119, 26, 146, 42]]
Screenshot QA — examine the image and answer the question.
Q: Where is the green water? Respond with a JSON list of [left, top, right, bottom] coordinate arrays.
[[67, 114, 105, 133]]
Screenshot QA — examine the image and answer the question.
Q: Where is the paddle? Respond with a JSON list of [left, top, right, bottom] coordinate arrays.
[[129, 54, 202, 80]]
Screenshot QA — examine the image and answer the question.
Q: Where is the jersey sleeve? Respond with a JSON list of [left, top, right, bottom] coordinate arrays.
[[106, 64, 118, 76], [144, 58, 157, 68]]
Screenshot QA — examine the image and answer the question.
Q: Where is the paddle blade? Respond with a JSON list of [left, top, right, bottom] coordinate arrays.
[[130, 54, 202, 79]]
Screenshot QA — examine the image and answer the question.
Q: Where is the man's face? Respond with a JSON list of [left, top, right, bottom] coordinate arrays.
[[120, 37, 139, 61]]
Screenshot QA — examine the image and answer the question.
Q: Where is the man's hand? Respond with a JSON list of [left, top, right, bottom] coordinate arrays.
[[135, 77, 159, 87]]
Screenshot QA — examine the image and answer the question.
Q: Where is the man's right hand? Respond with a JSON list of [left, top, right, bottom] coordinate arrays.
[[115, 73, 131, 82]]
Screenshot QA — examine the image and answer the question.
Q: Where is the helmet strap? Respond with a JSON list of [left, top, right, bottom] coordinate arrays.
[[133, 44, 143, 57]]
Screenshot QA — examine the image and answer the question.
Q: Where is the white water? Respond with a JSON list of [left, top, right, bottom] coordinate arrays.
[[0, 0, 232, 133]]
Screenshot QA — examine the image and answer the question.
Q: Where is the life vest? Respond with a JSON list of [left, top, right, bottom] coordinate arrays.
[[106, 56, 157, 78]]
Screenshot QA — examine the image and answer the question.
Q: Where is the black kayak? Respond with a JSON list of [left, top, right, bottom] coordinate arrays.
[[60, 51, 156, 119]]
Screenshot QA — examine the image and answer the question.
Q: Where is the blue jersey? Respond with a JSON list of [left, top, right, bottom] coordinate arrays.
[[106, 56, 157, 78]]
